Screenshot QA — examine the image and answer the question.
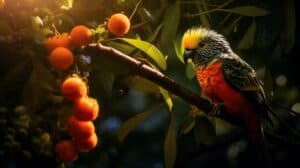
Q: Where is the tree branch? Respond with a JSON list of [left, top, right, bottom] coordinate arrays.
[[84, 43, 212, 112]]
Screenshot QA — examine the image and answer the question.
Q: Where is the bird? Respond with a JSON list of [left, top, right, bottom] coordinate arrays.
[[182, 27, 273, 153]]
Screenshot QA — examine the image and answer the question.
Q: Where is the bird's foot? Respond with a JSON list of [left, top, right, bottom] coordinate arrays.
[[209, 102, 224, 117]]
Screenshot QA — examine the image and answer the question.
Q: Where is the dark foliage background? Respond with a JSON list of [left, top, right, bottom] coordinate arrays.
[[0, 0, 299, 167]]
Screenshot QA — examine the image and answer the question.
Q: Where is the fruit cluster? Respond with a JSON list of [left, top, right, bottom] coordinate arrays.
[[55, 76, 100, 162], [45, 25, 92, 71], [44, 12, 131, 163], [45, 25, 100, 162]]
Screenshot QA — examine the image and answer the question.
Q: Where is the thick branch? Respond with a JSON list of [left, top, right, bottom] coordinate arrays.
[[84, 43, 212, 113]]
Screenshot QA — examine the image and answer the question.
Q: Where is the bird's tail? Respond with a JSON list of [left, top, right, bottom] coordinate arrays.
[[265, 104, 300, 139], [244, 108, 272, 167], [254, 122, 272, 168], [253, 104, 300, 167]]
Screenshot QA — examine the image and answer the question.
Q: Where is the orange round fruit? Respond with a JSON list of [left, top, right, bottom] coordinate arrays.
[[74, 97, 99, 121], [74, 133, 98, 152], [45, 34, 71, 52], [61, 76, 87, 101], [67, 115, 95, 139], [49, 47, 74, 71], [70, 25, 92, 47], [107, 13, 130, 36], [55, 140, 78, 162]]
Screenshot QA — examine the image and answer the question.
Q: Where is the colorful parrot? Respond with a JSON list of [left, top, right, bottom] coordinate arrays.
[[182, 27, 271, 141]]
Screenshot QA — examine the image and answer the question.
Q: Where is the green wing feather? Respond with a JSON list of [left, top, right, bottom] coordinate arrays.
[[221, 54, 266, 105], [221, 54, 274, 135]]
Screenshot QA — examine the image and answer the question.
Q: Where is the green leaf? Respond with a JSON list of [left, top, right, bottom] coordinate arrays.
[[91, 70, 115, 98], [186, 59, 196, 79], [22, 61, 56, 110], [193, 116, 215, 145], [160, 2, 180, 53], [58, 0, 73, 10], [119, 38, 167, 70], [281, 0, 295, 54], [147, 24, 163, 43], [221, 16, 242, 36], [180, 116, 195, 135], [272, 40, 282, 61], [33, 61, 56, 92], [123, 76, 172, 110], [117, 104, 160, 143], [238, 19, 257, 49], [123, 76, 159, 93], [262, 68, 275, 100], [164, 112, 176, 168], [197, 0, 211, 27], [107, 41, 136, 55], [226, 6, 270, 16], [173, 38, 184, 64], [3, 59, 31, 86], [31, 16, 48, 44], [22, 69, 39, 110], [159, 87, 173, 111]]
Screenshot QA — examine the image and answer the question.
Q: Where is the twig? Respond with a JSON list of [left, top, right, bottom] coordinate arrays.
[[129, 0, 143, 21], [51, 24, 60, 35], [183, 0, 235, 18], [183, 9, 218, 18], [131, 21, 150, 29], [179, 1, 218, 7]]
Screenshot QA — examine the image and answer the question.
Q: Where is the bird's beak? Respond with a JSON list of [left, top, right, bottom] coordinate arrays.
[[183, 50, 194, 64]]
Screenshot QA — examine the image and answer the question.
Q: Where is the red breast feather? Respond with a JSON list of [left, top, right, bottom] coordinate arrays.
[[196, 60, 259, 138]]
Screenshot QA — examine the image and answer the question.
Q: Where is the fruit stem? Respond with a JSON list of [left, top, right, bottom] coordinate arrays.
[[129, 0, 143, 21]]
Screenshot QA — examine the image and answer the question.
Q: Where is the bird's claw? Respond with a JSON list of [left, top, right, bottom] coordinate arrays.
[[209, 102, 224, 117]]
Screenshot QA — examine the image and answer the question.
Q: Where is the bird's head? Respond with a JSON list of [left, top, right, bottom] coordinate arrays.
[[182, 27, 232, 66]]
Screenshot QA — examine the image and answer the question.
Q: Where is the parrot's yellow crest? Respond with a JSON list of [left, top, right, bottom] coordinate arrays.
[[182, 27, 209, 49]]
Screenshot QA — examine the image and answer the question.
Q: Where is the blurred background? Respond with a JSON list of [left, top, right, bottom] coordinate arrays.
[[0, 0, 299, 167]]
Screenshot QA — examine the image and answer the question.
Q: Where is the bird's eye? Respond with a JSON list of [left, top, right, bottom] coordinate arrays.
[[199, 42, 205, 48]]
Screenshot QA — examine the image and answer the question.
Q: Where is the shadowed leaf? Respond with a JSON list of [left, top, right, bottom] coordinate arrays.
[[117, 104, 161, 143], [159, 87, 173, 111], [180, 116, 195, 135], [193, 116, 216, 145], [186, 59, 196, 79], [34, 61, 56, 92], [147, 24, 163, 42], [238, 19, 257, 49], [226, 6, 270, 16], [3, 58, 31, 87], [197, 1, 211, 27], [160, 2, 180, 53], [164, 112, 176, 168], [173, 37, 184, 63], [281, 0, 295, 54], [123, 76, 158, 93], [91, 70, 115, 99]]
